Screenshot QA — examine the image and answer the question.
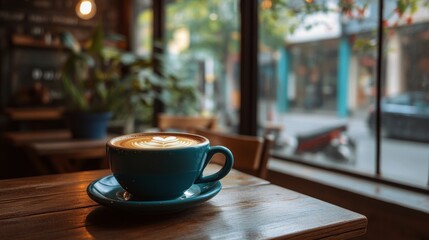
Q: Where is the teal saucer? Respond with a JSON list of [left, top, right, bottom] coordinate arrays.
[[87, 175, 222, 214]]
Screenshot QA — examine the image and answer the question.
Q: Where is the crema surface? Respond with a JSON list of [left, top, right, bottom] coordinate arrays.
[[113, 135, 203, 149]]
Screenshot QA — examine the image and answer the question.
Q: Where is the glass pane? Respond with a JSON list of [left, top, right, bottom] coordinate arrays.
[[258, 1, 378, 174], [380, 1, 429, 187], [133, 0, 152, 57], [260, 0, 429, 188], [165, 0, 240, 131]]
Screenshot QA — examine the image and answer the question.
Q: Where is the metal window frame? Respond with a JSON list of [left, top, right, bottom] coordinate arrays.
[[239, 0, 259, 136]]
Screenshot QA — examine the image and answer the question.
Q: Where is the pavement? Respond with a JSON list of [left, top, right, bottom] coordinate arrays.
[[267, 111, 429, 187]]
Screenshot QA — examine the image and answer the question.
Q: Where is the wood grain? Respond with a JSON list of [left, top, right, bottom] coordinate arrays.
[[157, 114, 217, 132], [0, 166, 267, 203], [22, 136, 113, 174], [4, 107, 64, 121], [2, 130, 71, 146], [0, 165, 367, 239], [0, 185, 366, 239], [25, 138, 110, 156], [193, 128, 274, 179]]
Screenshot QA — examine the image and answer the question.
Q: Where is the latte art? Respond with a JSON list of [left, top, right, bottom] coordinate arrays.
[[111, 134, 205, 149], [133, 136, 198, 149]]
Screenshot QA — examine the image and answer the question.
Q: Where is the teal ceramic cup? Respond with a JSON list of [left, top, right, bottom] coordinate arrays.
[[107, 132, 234, 200]]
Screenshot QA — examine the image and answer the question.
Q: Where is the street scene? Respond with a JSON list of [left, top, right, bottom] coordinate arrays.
[[270, 111, 429, 187], [253, 1, 429, 188]]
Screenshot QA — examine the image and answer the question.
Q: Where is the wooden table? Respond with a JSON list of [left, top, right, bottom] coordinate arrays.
[[4, 107, 64, 121], [24, 136, 112, 174], [3, 107, 66, 131], [0, 164, 367, 239], [2, 130, 71, 146]]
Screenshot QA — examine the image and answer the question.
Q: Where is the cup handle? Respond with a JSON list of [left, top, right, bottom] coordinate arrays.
[[195, 146, 234, 184]]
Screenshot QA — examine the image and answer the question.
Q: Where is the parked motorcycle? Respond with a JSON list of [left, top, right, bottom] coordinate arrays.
[[291, 124, 356, 162], [322, 132, 356, 162]]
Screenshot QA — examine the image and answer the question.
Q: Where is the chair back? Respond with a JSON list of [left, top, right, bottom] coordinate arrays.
[[193, 128, 274, 179], [158, 114, 217, 132]]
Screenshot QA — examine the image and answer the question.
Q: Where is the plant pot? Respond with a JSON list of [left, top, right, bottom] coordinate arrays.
[[66, 112, 113, 139]]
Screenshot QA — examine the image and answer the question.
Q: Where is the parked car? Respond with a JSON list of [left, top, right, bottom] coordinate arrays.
[[367, 91, 429, 142]]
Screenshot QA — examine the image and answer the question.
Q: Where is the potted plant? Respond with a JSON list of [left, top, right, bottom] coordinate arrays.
[[60, 26, 160, 139], [153, 55, 202, 116]]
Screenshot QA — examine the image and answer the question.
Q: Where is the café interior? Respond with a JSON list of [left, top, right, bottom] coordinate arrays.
[[0, 0, 428, 239]]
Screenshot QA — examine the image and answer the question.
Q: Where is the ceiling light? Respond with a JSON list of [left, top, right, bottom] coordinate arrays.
[[76, 0, 96, 20]]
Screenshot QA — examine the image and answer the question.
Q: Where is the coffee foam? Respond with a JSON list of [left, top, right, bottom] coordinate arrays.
[[112, 134, 203, 149]]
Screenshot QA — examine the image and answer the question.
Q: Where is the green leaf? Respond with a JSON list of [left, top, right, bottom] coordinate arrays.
[[88, 25, 104, 55], [62, 75, 88, 111], [60, 32, 81, 53], [101, 47, 121, 60], [121, 53, 138, 65]]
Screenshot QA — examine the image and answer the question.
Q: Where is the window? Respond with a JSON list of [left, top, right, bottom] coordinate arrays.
[[258, 0, 429, 188], [164, 0, 240, 130], [133, 0, 152, 57], [133, 0, 429, 190]]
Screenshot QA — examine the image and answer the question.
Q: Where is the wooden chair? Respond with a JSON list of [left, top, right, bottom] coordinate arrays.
[[193, 128, 274, 179], [158, 114, 217, 132]]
